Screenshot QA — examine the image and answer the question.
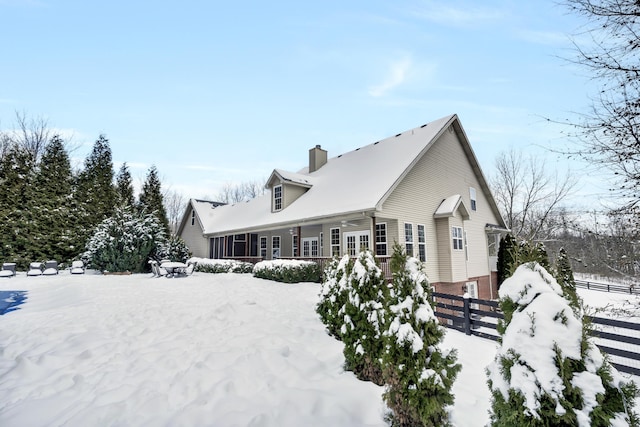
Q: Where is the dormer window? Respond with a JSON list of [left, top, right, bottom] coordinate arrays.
[[274, 185, 283, 211]]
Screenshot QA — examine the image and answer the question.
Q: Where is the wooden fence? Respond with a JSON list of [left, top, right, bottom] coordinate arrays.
[[432, 291, 640, 376], [575, 279, 639, 295]]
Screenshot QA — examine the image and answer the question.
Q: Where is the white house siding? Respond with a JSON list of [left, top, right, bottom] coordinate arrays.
[[380, 125, 501, 284], [181, 209, 209, 258]]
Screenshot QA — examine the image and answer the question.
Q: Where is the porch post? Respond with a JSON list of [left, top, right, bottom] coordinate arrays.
[[297, 226, 301, 256]]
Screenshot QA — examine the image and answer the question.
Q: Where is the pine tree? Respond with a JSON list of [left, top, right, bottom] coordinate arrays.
[[555, 247, 581, 313], [341, 250, 388, 385], [138, 165, 169, 234], [115, 162, 135, 207], [487, 262, 639, 426], [316, 255, 352, 340], [497, 234, 517, 287], [383, 243, 461, 427], [31, 135, 75, 264], [0, 144, 36, 268], [75, 134, 116, 248]]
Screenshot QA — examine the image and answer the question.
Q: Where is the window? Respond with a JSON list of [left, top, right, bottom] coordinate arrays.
[[404, 223, 414, 256], [272, 236, 281, 258], [292, 235, 298, 257], [191, 210, 195, 226], [470, 187, 477, 211], [417, 224, 426, 262], [330, 228, 340, 256], [273, 185, 282, 211], [303, 237, 319, 257], [375, 223, 387, 256], [452, 226, 464, 250], [259, 236, 267, 258]]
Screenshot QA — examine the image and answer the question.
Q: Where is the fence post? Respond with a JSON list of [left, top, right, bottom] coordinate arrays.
[[463, 294, 471, 336]]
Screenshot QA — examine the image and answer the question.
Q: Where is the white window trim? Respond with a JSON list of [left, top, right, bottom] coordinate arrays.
[[302, 237, 319, 257], [417, 224, 426, 262], [375, 222, 387, 256], [330, 227, 340, 256], [292, 234, 298, 257], [272, 236, 281, 258], [343, 231, 370, 256], [470, 187, 477, 211], [452, 226, 464, 251], [259, 236, 267, 258], [273, 185, 283, 211], [404, 222, 414, 256]]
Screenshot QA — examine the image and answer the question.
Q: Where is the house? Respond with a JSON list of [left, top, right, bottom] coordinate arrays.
[[178, 114, 507, 299]]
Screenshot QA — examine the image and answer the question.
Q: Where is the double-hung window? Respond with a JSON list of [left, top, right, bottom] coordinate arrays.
[[259, 236, 267, 258], [273, 185, 282, 211], [452, 226, 464, 250], [470, 187, 477, 211], [292, 234, 298, 257], [330, 228, 340, 256], [417, 224, 426, 262], [375, 223, 387, 256], [404, 223, 414, 256]]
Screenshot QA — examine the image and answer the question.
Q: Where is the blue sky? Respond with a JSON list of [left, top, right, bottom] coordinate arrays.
[[1, 0, 602, 205]]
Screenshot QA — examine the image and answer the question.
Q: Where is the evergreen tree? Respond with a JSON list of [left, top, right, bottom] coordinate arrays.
[[115, 162, 135, 207], [341, 250, 388, 385], [0, 144, 36, 268], [383, 243, 461, 427], [138, 165, 169, 234], [83, 205, 167, 273], [497, 234, 517, 287], [555, 247, 581, 313], [75, 134, 116, 248], [31, 135, 75, 263], [316, 255, 352, 340], [487, 262, 639, 426]]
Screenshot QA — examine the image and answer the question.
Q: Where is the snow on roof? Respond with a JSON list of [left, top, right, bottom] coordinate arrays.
[[201, 114, 458, 235], [434, 194, 470, 219], [268, 169, 315, 188]]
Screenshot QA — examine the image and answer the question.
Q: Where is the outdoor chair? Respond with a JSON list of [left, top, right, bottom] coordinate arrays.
[[27, 262, 44, 276], [149, 260, 167, 278], [70, 260, 85, 274], [0, 262, 16, 278], [185, 260, 197, 276], [43, 260, 59, 276]]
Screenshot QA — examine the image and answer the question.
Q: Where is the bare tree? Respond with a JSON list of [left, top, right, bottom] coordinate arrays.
[[163, 189, 187, 235], [14, 111, 52, 164], [491, 148, 578, 241], [560, 0, 640, 217], [216, 178, 266, 204]]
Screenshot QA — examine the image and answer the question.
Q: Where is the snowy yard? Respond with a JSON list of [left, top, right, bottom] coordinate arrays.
[[0, 272, 636, 426]]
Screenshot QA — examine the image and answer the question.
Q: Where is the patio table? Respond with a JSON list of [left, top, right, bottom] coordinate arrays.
[[160, 262, 188, 277]]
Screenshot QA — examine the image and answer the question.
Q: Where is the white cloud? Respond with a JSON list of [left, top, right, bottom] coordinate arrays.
[[412, 3, 506, 28], [368, 56, 413, 97]]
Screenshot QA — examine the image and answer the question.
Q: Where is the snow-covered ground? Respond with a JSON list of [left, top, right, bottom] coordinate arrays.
[[0, 272, 635, 426]]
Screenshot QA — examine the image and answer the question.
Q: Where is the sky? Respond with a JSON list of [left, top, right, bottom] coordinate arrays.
[[0, 0, 606, 207]]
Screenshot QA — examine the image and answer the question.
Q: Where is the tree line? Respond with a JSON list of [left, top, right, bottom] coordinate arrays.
[[0, 122, 172, 270]]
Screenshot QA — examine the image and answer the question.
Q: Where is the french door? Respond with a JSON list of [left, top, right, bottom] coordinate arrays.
[[343, 231, 370, 256]]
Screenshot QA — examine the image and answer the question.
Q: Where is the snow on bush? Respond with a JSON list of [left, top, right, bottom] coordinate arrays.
[[341, 250, 388, 385], [189, 257, 254, 274], [316, 255, 352, 340], [253, 259, 322, 283], [83, 206, 167, 273], [486, 262, 639, 427], [383, 244, 461, 427]]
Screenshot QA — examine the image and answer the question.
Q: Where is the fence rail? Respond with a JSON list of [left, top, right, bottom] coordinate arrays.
[[432, 291, 640, 376], [575, 279, 639, 295]]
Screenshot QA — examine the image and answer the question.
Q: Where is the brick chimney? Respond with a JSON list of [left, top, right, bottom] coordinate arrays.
[[309, 145, 327, 173]]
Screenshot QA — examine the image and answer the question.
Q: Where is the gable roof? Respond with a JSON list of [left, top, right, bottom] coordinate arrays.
[[434, 195, 470, 220], [197, 114, 505, 235], [176, 198, 226, 235], [266, 169, 315, 189]]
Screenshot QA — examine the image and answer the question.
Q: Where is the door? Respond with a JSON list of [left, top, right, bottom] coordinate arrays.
[[343, 231, 370, 256], [302, 237, 319, 257]]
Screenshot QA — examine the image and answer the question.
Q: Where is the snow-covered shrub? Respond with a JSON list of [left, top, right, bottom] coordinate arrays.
[[190, 257, 254, 274], [486, 262, 639, 427], [158, 235, 191, 263], [253, 259, 322, 283], [316, 255, 352, 340], [341, 250, 389, 385], [383, 244, 461, 427], [83, 206, 166, 273]]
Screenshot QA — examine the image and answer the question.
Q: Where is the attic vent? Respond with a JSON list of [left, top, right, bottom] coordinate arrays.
[[374, 141, 380, 145], [420, 123, 428, 128], [395, 133, 402, 137], [338, 154, 343, 158], [355, 147, 360, 151]]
